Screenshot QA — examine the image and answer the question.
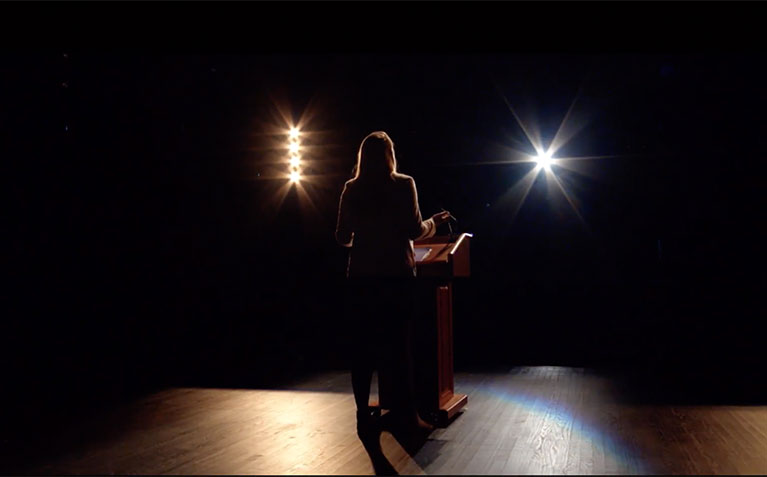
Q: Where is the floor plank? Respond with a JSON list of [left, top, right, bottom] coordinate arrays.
[[10, 366, 767, 475]]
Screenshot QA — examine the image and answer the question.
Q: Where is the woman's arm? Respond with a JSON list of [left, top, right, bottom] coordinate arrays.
[[335, 182, 354, 247], [406, 178, 437, 241]]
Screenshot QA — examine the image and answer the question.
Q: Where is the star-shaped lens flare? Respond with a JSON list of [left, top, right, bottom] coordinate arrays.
[[457, 87, 621, 230]]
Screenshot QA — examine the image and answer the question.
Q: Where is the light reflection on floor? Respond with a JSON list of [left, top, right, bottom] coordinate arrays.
[[468, 367, 650, 474]]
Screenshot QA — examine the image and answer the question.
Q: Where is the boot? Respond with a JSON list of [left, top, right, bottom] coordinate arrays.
[[356, 408, 380, 443]]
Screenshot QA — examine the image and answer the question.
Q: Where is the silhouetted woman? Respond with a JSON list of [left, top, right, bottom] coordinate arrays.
[[335, 131, 450, 442]]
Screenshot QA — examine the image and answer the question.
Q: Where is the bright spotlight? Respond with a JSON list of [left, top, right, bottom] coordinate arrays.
[[288, 127, 300, 140], [289, 155, 300, 167], [289, 170, 301, 183], [288, 142, 300, 154], [535, 151, 555, 170]]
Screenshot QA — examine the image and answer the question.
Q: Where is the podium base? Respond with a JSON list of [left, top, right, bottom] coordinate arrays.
[[432, 393, 468, 427], [368, 393, 467, 428]]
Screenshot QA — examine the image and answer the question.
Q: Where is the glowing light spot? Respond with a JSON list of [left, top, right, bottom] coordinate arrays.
[[288, 127, 300, 140], [535, 151, 555, 170], [288, 142, 299, 154], [289, 155, 300, 167], [289, 170, 301, 183]]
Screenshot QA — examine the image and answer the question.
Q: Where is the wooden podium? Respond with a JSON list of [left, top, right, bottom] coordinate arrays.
[[376, 233, 472, 427]]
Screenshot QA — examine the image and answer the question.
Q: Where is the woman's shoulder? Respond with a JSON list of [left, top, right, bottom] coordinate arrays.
[[345, 174, 413, 193], [343, 178, 358, 190], [391, 172, 415, 185]]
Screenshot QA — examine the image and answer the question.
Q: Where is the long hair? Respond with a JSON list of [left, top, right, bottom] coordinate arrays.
[[352, 131, 397, 181]]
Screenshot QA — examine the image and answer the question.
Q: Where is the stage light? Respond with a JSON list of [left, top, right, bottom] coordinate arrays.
[[535, 151, 556, 170], [283, 123, 304, 185]]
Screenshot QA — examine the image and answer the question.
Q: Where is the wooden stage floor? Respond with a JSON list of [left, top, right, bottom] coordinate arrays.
[[9, 366, 767, 475]]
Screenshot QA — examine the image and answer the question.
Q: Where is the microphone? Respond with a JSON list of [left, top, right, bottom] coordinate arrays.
[[441, 208, 458, 242]]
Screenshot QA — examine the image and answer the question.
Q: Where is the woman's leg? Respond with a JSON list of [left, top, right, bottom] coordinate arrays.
[[351, 356, 374, 412], [378, 283, 420, 424], [348, 281, 378, 426]]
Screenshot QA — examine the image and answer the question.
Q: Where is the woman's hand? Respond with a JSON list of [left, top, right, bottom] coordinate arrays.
[[431, 210, 452, 227]]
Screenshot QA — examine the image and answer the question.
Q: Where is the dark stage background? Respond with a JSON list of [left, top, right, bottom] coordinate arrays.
[[3, 50, 766, 434]]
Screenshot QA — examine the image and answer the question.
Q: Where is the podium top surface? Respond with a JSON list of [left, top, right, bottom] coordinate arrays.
[[414, 233, 472, 278]]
